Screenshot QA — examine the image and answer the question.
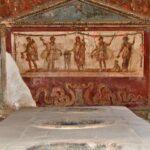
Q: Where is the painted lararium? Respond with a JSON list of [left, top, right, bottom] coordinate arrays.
[[0, 0, 150, 107]]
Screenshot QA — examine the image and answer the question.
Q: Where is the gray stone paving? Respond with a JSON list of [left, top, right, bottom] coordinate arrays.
[[0, 106, 150, 150]]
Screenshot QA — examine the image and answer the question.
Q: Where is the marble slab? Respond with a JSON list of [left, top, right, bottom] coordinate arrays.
[[0, 106, 150, 150]]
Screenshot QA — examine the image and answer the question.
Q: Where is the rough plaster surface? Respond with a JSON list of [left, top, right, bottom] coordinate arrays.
[[0, 106, 150, 150], [5, 52, 36, 109]]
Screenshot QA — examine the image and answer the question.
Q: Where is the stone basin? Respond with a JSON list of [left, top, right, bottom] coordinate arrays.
[[28, 143, 121, 150], [62, 108, 100, 112], [34, 119, 114, 129]]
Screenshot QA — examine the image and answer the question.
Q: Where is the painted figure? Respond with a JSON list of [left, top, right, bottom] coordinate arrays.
[[72, 36, 86, 71], [91, 35, 114, 71], [40, 36, 62, 71], [112, 60, 121, 72], [21, 37, 38, 71], [64, 50, 72, 70], [117, 35, 135, 72], [50, 84, 75, 106]]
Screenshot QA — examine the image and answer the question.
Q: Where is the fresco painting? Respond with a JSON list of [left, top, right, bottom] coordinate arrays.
[[14, 0, 133, 24], [0, 0, 150, 18], [2, 0, 148, 108], [12, 30, 144, 77], [23, 77, 148, 107]]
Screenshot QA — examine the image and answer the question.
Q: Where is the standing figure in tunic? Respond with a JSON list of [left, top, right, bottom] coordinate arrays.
[[117, 35, 135, 72], [21, 37, 38, 72], [40, 36, 62, 71], [72, 36, 86, 71], [91, 35, 114, 71]]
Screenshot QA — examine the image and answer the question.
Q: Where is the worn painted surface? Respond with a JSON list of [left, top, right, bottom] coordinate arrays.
[[0, 32, 2, 102], [11, 30, 144, 77], [6, 27, 149, 107], [0, 0, 150, 18], [21, 77, 148, 107], [14, 0, 132, 24], [2, 0, 150, 107]]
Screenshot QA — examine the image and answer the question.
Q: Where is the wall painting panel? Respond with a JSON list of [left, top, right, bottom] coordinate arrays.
[[6, 27, 148, 107]]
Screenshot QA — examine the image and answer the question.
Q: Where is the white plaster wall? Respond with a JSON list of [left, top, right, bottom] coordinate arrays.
[[4, 52, 36, 109]]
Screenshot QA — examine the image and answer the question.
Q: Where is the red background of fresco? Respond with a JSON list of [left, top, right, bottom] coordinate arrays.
[[6, 27, 149, 107]]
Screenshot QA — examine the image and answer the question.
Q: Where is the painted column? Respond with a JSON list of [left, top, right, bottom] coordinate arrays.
[[0, 25, 6, 105], [148, 29, 150, 106]]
